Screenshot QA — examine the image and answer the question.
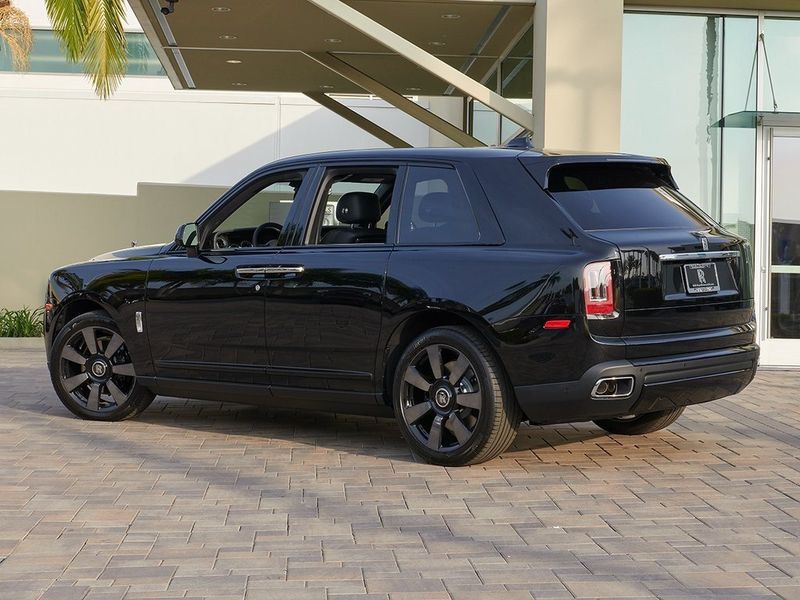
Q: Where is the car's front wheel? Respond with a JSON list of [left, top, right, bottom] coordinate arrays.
[[593, 407, 685, 435], [393, 326, 521, 466], [50, 311, 154, 421]]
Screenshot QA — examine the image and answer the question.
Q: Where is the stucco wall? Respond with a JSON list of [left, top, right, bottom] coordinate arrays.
[[0, 183, 223, 309]]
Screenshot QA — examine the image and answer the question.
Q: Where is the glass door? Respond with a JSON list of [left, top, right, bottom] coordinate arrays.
[[759, 127, 800, 366]]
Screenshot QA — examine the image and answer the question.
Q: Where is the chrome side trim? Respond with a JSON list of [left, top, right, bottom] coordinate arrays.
[[659, 250, 740, 262]]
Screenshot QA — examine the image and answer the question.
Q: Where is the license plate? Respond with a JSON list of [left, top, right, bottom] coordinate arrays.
[[683, 263, 720, 294]]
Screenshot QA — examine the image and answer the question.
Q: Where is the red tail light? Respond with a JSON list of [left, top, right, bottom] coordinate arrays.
[[583, 261, 616, 318]]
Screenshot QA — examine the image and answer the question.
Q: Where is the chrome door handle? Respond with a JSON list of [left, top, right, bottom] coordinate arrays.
[[263, 266, 305, 275], [235, 267, 268, 277]]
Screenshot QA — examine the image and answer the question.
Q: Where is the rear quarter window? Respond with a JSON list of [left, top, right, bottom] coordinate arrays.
[[547, 163, 708, 231], [398, 165, 482, 245]]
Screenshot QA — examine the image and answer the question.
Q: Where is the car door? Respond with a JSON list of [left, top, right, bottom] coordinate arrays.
[[262, 163, 402, 406], [145, 167, 317, 388]]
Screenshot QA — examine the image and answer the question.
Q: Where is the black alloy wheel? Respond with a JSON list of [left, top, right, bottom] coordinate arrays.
[[393, 326, 521, 466], [400, 343, 482, 453], [50, 311, 154, 421]]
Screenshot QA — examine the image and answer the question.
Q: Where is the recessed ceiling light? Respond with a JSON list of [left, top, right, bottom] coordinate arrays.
[[320, 85, 335, 90], [226, 59, 242, 64], [441, 13, 461, 19], [323, 38, 342, 44], [429, 41, 446, 47], [219, 34, 237, 40], [405, 87, 421, 92], [211, 6, 230, 12], [231, 82, 247, 86]]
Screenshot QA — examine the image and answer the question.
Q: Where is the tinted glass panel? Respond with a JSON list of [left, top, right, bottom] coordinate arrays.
[[769, 134, 800, 339], [309, 169, 396, 246], [549, 164, 707, 231], [399, 166, 480, 245], [208, 171, 306, 249], [763, 19, 800, 113], [0, 30, 166, 76]]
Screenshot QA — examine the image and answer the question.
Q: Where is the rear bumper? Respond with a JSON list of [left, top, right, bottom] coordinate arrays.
[[514, 344, 758, 425]]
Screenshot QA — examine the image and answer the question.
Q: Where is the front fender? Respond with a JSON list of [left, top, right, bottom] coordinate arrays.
[[45, 259, 154, 375]]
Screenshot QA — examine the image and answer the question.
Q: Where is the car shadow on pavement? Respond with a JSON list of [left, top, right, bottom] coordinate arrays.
[[131, 396, 608, 462]]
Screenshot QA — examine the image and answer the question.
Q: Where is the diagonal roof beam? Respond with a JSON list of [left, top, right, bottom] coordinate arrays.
[[304, 93, 413, 148], [306, 52, 483, 147], [305, 0, 534, 132]]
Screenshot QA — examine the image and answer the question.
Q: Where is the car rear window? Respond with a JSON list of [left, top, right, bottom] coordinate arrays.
[[547, 163, 707, 231]]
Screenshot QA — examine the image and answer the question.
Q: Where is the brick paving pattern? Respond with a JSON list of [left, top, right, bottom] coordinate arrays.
[[1, 348, 799, 599]]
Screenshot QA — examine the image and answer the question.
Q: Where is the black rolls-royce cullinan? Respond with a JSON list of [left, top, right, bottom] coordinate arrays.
[[45, 147, 758, 466]]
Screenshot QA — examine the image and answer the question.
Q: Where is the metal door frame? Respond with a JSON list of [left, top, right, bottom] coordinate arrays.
[[757, 121, 800, 367]]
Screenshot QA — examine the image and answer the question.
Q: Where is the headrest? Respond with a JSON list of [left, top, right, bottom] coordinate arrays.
[[417, 192, 469, 223], [337, 192, 381, 225]]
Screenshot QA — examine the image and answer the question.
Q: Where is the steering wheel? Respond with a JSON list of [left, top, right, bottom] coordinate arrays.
[[252, 222, 283, 247]]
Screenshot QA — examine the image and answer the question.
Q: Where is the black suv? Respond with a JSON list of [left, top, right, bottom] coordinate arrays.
[[45, 148, 758, 466]]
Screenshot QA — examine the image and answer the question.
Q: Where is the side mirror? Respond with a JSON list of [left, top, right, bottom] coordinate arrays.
[[175, 223, 199, 255]]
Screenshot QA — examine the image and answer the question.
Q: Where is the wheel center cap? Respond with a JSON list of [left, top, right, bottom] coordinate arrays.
[[89, 358, 110, 381], [433, 387, 452, 409]]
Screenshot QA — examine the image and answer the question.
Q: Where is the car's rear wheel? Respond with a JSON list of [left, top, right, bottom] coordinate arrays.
[[393, 326, 520, 466], [593, 407, 685, 435], [50, 311, 154, 421]]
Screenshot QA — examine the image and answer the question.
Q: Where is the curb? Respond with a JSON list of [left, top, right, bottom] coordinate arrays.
[[0, 338, 44, 350]]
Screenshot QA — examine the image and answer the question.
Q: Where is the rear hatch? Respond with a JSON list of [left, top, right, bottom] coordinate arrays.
[[527, 160, 755, 358]]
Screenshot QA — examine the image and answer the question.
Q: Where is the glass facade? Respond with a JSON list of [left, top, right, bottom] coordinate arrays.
[[0, 30, 166, 77], [763, 18, 800, 112], [471, 26, 533, 146], [622, 13, 800, 247], [720, 17, 758, 241], [621, 13, 760, 241], [622, 14, 722, 219]]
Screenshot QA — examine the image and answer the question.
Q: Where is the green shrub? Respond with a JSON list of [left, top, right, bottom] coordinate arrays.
[[0, 307, 44, 337]]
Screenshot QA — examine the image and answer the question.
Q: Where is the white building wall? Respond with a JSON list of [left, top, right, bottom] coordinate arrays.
[[0, 75, 431, 196], [1, 1, 433, 197]]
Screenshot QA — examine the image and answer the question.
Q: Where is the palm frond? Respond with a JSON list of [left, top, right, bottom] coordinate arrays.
[[45, 0, 88, 61], [0, 0, 33, 71], [83, 0, 127, 99]]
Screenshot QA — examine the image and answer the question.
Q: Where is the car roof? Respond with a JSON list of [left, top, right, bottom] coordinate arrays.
[[265, 146, 665, 170]]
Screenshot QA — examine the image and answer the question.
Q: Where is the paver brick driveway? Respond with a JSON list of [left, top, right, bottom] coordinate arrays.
[[1, 348, 800, 600]]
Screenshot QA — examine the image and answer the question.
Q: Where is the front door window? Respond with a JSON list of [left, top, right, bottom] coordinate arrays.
[[206, 171, 307, 250]]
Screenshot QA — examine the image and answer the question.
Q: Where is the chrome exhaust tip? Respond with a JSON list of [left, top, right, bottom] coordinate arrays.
[[591, 376, 634, 399]]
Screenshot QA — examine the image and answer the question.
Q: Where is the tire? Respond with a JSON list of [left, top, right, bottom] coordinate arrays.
[[392, 326, 521, 466], [593, 407, 685, 435], [49, 311, 155, 421]]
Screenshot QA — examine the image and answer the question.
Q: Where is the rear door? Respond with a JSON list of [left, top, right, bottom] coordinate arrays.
[[527, 161, 754, 357]]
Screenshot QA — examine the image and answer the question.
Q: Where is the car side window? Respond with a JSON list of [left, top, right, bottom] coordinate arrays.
[[398, 165, 481, 245], [206, 170, 307, 250], [306, 168, 397, 246]]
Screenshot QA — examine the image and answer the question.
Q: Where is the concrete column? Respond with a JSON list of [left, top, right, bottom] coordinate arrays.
[[425, 96, 466, 148], [533, 0, 623, 152]]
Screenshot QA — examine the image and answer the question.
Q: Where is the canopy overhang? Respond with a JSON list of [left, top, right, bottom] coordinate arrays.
[[128, 0, 800, 148]]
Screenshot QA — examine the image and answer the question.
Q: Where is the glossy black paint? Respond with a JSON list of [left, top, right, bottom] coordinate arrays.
[[45, 147, 758, 425], [145, 251, 271, 386]]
